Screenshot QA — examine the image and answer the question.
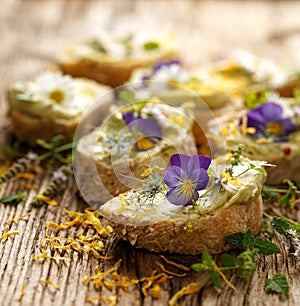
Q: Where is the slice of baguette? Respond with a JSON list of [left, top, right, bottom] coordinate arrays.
[[99, 155, 266, 255], [58, 37, 177, 87], [75, 102, 197, 204], [207, 107, 300, 185], [104, 196, 263, 255], [7, 77, 112, 145]]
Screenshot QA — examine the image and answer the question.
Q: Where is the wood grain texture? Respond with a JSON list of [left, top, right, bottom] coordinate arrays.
[[1, 1, 300, 305]]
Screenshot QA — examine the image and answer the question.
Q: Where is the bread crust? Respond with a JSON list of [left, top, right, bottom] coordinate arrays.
[[59, 52, 176, 88], [9, 109, 78, 145], [104, 195, 263, 255]]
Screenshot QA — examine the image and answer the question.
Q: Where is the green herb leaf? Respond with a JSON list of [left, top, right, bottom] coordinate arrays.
[[190, 263, 207, 272], [191, 250, 222, 289], [265, 274, 289, 297], [87, 39, 107, 53], [221, 253, 237, 268], [2, 141, 23, 160], [271, 217, 292, 235], [293, 88, 300, 98], [119, 89, 135, 105], [254, 238, 280, 255], [210, 269, 222, 289], [278, 179, 298, 206], [136, 100, 147, 112], [244, 91, 268, 110], [243, 228, 255, 250], [237, 250, 256, 282], [201, 249, 214, 269], [0, 193, 25, 205], [143, 41, 160, 50], [191, 249, 214, 272], [225, 232, 244, 249]]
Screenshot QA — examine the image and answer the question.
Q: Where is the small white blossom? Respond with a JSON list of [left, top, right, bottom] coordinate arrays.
[[34, 71, 75, 106], [151, 63, 191, 88], [286, 229, 298, 237], [52, 169, 68, 182], [234, 50, 287, 87]]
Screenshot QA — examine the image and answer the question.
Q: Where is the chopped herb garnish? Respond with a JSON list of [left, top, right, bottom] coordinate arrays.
[[119, 89, 135, 105], [143, 41, 160, 50], [244, 91, 269, 110]]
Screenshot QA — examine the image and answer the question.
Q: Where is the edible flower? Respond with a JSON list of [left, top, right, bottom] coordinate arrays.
[[239, 102, 295, 142], [34, 71, 75, 104], [163, 154, 211, 206], [143, 60, 190, 89], [122, 111, 162, 151]]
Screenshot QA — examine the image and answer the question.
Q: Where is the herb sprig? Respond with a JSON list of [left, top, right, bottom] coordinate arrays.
[[263, 179, 300, 208], [191, 228, 280, 289]]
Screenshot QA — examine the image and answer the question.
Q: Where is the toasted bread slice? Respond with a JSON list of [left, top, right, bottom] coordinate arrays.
[[100, 155, 267, 254], [7, 72, 112, 145], [58, 35, 177, 87]]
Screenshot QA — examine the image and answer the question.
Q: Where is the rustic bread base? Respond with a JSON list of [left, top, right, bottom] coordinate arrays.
[[9, 109, 78, 145], [106, 196, 263, 255], [59, 52, 176, 88]]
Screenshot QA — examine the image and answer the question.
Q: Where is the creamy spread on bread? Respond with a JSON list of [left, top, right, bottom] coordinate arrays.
[[130, 65, 231, 110], [100, 155, 267, 226], [62, 34, 175, 63], [210, 96, 300, 161], [90, 102, 195, 161], [7, 72, 105, 120], [207, 50, 298, 94]]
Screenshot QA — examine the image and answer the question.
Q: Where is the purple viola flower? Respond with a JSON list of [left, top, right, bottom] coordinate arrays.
[[152, 59, 182, 72], [239, 102, 296, 142], [163, 154, 211, 206], [122, 112, 162, 151], [122, 112, 136, 125]]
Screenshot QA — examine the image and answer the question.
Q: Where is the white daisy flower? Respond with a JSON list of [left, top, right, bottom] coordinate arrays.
[[234, 50, 287, 87], [34, 71, 75, 106], [151, 62, 191, 89]]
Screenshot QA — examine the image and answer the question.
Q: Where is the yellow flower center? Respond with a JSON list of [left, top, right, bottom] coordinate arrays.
[[181, 180, 195, 198], [49, 89, 65, 103], [266, 122, 283, 136], [168, 78, 179, 89]]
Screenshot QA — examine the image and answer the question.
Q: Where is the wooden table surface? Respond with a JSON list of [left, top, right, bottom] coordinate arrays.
[[1, 1, 300, 305]]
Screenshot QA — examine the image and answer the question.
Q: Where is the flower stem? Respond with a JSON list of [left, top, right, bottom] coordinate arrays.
[[263, 212, 300, 226]]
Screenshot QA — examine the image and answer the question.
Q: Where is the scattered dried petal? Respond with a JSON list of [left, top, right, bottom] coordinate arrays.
[[40, 279, 60, 289], [168, 282, 201, 306]]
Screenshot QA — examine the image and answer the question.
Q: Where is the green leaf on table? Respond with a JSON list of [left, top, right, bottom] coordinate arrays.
[[191, 249, 214, 272], [265, 274, 289, 297], [191, 250, 223, 289], [254, 238, 280, 255], [221, 253, 237, 268], [237, 250, 256, 282], [225, 232, 244, 249], [0, 193, 25, 205], [243, 228, 255, 250], [271, 217, 292, 235], [278, 179, 298, 206], [210, 269, 222, 289]]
